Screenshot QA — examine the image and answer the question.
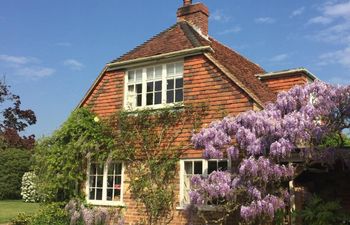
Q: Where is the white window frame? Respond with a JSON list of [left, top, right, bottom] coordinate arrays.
[[179, 159, 231, 208], [86, 161, 125, 206], [123, 61, 184, 110]]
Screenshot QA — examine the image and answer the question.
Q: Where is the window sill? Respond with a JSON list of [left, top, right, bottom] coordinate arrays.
[[124, 103, 185, 112], [87, 200, 125, 207], [176, 205, 224, 212]]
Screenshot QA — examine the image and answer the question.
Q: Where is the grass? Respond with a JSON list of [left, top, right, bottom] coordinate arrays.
[[0, 200, 40, 224]]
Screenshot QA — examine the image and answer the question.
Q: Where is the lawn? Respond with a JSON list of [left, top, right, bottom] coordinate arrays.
[[0, 200, 40, 224]]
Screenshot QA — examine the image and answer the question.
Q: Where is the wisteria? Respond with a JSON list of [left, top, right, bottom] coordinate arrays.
[[189, 81, 350, 223]]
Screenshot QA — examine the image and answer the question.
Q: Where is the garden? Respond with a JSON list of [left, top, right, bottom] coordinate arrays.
[[1, 80, 350, 225]]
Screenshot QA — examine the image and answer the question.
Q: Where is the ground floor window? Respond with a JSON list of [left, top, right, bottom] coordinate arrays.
[[87, 162, 124, 205], [180, 159, 229, 206]]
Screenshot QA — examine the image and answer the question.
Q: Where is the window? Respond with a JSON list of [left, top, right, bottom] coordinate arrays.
[[180, 159, 229, 206], [87, 162, 124, 205], [125, 62, 184, 109]]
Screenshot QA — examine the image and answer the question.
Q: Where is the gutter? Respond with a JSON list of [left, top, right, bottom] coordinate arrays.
[[106, 46, 213, 71]]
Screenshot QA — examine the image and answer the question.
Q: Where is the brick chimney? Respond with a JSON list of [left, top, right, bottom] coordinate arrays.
[[177, 0, 210, 36]]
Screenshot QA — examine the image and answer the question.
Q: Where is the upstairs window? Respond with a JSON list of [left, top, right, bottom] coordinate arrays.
[[125, 62, 184, 109]]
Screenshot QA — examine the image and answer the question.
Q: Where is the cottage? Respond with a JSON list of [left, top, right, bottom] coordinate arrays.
[[78, 0, 316, 224]]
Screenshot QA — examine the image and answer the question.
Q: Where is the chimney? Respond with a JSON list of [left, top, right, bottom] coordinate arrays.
[[177, 1, 210, 36]]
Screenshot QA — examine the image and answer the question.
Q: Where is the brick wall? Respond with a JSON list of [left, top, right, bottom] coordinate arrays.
[[82, 54, 253, 224], [260, 73, 310, 94]]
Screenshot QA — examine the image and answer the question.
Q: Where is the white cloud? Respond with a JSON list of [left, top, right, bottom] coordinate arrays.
[[218, 26, 241, 35], [270, 54, 289, 62], [63, 59, 84, 71], [210, 10, 231, 22], [308, 16, 333, 25], [16, 66, 55, 79], [319, 46, 350, 68], [324, 1, 350, 19], [291, 7, 305, 17], [254, 17, 276, 24], [0, 54, 39, 65]]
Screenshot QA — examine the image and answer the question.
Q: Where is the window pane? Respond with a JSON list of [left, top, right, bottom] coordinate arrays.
[[136, 84, 142, 94], [97, 176, 103, 187], [176, 78, 183, 88], [115, 163, 122, 175], [167, 64, 174, 76], [208, 161, 217, 174], [147, 93, 153, 105], [155, 81, 162, 91], [194, 161, 203, 174], [128, 85, 134, 93], [115, 176, 122, 185], [107, 189, 113, 201], [176, 63, 183, 74], [218, 161, 228, 171], [89, 176, 96, 187], [89, 188, 95, 200], [90, 164, 96, 174], [175, 89, 183, 102], [155, 66, 162, 79], [96, 189, 103, 200], [108, 164, 114, 175], [147, 67, 154, 80], [185, 162, 193, 175], [155, 92, 161, 104], [107, 176, 114, 188], [128, 71, 135, 82], [114, 190, 121, 201], [136, 69, 142, 82], [167, 79, 174, 90], [147, 82, 153, 92], [167, 91, 174, 103], [137, 95, 142, 107]]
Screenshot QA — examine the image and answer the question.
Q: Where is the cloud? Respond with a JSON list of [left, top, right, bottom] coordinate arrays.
[[0, 54, 39, 65], [308, 16, 333, 25], [63, 59, 84, 71], [56, 42, 72, 47], [16, 67, 55, 79], [210, 10, 231, 22], [218, 26, 241, 35], [319, 46, 350, 68], [291, 7, 305, 17], [324, 1, 350, 19], [270, 54, 289, 62], [254, 17, 276, 24], [0, 54, 54, 79]]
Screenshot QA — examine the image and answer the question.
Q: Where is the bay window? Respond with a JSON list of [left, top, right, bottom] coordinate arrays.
[[125, 62, 184, 109]]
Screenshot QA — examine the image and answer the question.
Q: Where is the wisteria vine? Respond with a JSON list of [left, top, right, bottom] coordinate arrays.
[[189, 81, 350, 223]]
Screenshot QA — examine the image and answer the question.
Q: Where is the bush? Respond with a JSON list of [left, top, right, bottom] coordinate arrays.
[[21, 172, 40, 202], [30, 202, 70, 225], [300, 195, 350, 225], [0, 148, 31, 199]]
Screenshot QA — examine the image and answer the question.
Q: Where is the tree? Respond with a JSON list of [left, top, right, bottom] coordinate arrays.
[[189, 81, 350, 224], [0, 79, 36, 150]]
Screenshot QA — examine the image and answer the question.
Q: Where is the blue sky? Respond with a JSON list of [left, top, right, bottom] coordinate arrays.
[[1, 0, 350, 137]]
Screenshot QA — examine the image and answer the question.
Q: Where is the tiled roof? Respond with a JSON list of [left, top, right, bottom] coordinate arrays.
[[111, 21, 276, 104]]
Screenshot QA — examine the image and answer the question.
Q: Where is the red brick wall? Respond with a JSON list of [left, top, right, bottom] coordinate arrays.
[[81, 54, 253, 224], [260, 73, 310, 94]]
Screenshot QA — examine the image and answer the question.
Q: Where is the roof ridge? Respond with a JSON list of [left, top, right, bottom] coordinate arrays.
[[110, 23, 179, 63], [208, 37, 266, 73], [178, 22, 202, 48]]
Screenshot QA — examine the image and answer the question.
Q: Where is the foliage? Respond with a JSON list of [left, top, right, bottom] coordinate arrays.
[[33, 108, 115, 202], [65, 199, 125, 225], [0, 79, 36, 150], [0, 200, 40, 224], [11, 213, 31, 225], [29, 202, 70, 225], [320, 132, 350, 148], [109, 105, 207, 225], [21, 172, 40, 203], [300, 195, 350, 225], [189, 81, 350, 224], [0, 148, 31, 199]]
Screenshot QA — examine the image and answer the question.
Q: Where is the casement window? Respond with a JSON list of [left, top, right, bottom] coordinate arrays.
[[179, 159, 229, 206], [125, 62, 184, 109], [86, 162, 124, 206]]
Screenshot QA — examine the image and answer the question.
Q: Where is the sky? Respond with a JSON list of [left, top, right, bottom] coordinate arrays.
[[1, 0, 350, 137]]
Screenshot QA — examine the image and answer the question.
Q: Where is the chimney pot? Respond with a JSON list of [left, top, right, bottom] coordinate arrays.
[[183, 0, 192, 6]]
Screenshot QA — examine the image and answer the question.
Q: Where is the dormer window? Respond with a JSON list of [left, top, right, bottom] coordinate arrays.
[[125, 61, 184, 109]]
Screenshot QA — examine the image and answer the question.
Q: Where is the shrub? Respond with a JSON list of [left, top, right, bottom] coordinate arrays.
[[0, 148, 31, 199], [29, 202, 70, 225], [21, 172, 40, 202], [11, 213, 31, 225], [300, 195, 350, 225]]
